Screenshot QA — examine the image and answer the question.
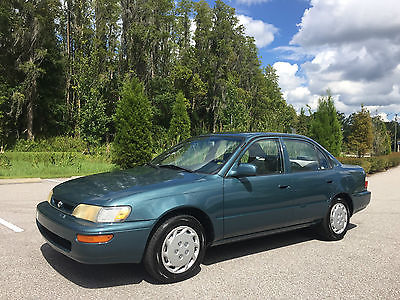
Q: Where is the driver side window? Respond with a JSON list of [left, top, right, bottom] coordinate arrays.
[[239, 139, 282, 175]]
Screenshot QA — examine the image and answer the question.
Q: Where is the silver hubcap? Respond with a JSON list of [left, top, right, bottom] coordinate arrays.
[[330, 203, 348, 234], [161, 226, 200, 274]]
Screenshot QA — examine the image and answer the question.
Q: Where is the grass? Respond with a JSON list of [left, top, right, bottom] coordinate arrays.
[[0, 152, 118, 178]]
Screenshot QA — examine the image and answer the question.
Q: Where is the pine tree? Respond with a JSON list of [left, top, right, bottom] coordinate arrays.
[[168, 91, 191, 145], [310, 92, 342, 156], [348, 106, 373, 157], [113, 77, 153, 168]]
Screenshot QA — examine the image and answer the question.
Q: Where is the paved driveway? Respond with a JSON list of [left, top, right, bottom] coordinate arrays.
[[0, 168, 399, 299]]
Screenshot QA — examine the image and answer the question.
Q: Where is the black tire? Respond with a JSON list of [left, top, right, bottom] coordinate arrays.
[[317, 198, 350, 241], [143, 215, 206, 283]]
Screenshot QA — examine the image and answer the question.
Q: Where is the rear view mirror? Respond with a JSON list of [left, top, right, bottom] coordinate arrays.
[[229, 163, 256, 177]]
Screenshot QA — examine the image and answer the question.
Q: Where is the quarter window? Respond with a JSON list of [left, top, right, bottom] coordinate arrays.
[[239, 139, 282, 175], [316, 148, 331, 170]]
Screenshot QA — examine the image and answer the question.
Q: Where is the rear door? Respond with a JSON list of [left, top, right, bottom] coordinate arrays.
[[281, 138, 335, 222]]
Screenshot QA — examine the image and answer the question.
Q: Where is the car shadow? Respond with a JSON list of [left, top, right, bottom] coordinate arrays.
[[40, 244, 153, 288], [41, 223, 357, 288], [204, 223, 356, 265]]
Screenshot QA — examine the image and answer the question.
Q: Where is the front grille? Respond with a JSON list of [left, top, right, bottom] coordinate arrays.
[[37, 221, 72, 251], [50, 198, 75, 214]]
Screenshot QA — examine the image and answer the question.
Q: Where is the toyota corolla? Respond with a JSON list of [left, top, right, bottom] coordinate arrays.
[[36, 133, 371, 282]]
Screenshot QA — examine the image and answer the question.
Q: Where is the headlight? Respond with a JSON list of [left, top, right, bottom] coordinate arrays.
[[47, 190, 53, 203], [72, 204, 131, 223]]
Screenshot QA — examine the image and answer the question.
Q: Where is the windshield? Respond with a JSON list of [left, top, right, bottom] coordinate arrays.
[[151, 136, 244, 174]]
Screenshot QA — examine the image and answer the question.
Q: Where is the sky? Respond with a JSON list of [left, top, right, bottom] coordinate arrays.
[[206, 0, 400, 121]]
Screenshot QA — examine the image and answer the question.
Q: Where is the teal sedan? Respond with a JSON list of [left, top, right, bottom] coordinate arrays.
[[36, 133, 371, 282]]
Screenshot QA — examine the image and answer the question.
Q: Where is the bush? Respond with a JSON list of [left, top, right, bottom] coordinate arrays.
[[0, 154, 12, 169], [338, 152, 400, 174], [113, 77, 153, 169]]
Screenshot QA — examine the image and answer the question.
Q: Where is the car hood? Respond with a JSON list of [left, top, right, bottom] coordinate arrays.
[[52, 166, 206, 206]]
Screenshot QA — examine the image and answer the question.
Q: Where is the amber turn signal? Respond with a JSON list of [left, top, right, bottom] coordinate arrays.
[[77, 234, 113, 243]]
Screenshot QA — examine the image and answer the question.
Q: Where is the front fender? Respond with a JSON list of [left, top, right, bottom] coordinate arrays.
[[126, 175, 224, 241]]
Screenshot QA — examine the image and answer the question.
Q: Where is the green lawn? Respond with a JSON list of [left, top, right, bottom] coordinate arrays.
[[0, 152, 118, 178]]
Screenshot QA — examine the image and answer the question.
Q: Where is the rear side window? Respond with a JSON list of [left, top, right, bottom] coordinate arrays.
[[284, 139, 320, 172], [239, 139, 283, 175]]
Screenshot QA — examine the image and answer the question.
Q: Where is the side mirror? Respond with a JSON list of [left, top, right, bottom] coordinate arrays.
[[229, 163, 257, 178]]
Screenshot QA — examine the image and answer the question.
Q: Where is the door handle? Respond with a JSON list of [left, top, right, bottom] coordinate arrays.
[[278, 184, 290, 189], [326, 180, 333, 184]]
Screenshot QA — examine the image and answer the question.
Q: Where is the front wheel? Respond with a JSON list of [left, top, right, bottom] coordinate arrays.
[[317, 198, 350, 241], [143, 215, 206, 283]]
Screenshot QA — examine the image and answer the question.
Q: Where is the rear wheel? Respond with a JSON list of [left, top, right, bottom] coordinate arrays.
[[317, 198, 350, 240], [143, 215, 206, 283]]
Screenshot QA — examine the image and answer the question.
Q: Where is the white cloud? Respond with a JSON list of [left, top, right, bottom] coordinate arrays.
[[236, 0, 270, 5], [276, 0, 400, 115], [377, 112, 390, 122], [273, 62, 317, 110], [237, 15, 278, 48]]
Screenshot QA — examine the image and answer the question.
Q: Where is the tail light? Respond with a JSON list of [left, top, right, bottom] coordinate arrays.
[[365, 177, 368, 190]]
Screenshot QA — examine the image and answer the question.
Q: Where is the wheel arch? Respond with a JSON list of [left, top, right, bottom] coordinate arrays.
[[333, 192, 354, 216], [145, 206, 215, 249]]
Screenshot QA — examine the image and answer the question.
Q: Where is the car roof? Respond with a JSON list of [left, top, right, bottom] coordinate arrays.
[[199, 132, 308, 140]]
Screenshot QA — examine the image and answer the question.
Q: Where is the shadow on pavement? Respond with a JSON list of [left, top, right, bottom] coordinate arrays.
[[41, 223, 357, 287], [204, 224, 357, 265], [40, 244, 153, 288]]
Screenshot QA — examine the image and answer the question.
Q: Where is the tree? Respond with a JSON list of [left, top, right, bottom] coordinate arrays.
[[296, 107, 311, 136], [386, 118, 399, 152], [2, 0, 64, 140], [113, 77, 153, 168], [372, 116, 391, 155], [218, 75, 250, 132], [310, 92, 342, 156], [168, 91, 191, 144], [348, 106, 373, 157]]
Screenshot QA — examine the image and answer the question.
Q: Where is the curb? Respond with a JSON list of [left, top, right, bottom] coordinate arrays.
[[0, 178, 42, 185]]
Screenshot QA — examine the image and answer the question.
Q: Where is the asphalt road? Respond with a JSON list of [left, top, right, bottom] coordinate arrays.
[[0, 168, 399, 299]]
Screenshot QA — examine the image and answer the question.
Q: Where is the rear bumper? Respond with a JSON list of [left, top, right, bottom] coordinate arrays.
[[352, 190, 371, 214], [36, 201, 155, 264]]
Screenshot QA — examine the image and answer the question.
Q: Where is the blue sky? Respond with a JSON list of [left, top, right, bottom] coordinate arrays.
[[203, 0, 400, 120], [233, 0, 311, 66]]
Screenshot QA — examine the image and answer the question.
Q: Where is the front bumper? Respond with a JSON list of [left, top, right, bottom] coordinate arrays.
[[36, 201, 155, 264], [352, 190, 371, 214]]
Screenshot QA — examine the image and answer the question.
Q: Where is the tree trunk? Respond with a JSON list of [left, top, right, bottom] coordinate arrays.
[[26, 98, 34, 140]]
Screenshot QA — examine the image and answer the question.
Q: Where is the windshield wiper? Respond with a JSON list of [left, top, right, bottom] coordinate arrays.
[[158, 164, 194, 173]]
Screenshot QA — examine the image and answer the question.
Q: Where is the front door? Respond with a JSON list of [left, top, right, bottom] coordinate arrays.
[[223, 138, 298, 239]]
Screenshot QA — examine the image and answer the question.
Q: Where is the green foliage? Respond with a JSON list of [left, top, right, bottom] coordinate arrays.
[[0, 82, 9, 146], [295, 107, 311, 136], [348, 106, 373, 157], [310, 92, 342, 156], [168, 91, 191, 144], [219, 75, 250, 132], [113, 77, 153, 169], [12, 136, 88, 152], [385, 118, 400, 152], [80, 90, 108, 147], [372, 116, 391, 156]]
